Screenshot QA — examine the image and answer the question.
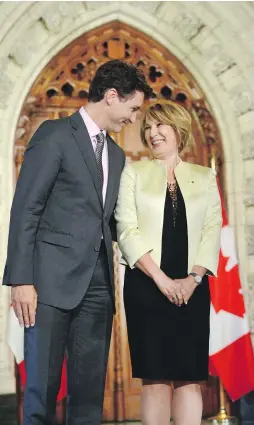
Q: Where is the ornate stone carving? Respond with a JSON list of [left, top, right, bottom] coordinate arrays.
[[9, 21, 49, 67], [246, 225, 254, 256], [14, 146, 26, 180], [211, 54, 237, 78], [84, 1, 109, 10], [29, 21, 203, 108], [246, 281, 254, 336], [202, 42, 222, 60], [200, 40, 236, 77], [244, 178, 254, 207], [242, 131, 254, 160], [229, 83, 254, 117], [111, 243, 125, 420], [40, 2, 80, 33], [40, 11, 62, 33], [128, 1, 162, 14], [247, 274, 254, 292], [191, 99, 223, 179], [13, 96, 38, 178], [20, 21, 223, 176], [0, 173, 2, 207], [0, 61, 14, 110], [192, 99, 220, 145], [247, 279, 254, 334], [171, 12, 206, 42], [251, 334, 254, 348], [15, 115, 30, 141], [239, 25, 254, 63]]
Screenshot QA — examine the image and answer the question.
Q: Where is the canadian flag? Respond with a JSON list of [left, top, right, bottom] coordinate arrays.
[[7, 307, 67, 400], [209, 187, 254, 401]]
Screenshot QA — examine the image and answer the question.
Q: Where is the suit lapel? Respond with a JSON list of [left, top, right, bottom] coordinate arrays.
[[70, 111, 103, 208], [104, 136, 119, 216]]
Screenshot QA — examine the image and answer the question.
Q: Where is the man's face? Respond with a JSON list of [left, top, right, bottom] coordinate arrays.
[[106, 90, 144, 132]]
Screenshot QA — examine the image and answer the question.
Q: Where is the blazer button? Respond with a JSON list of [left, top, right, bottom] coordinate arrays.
[[94, 246, 100, 252]]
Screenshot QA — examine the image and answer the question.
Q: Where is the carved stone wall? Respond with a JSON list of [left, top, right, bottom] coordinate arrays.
[[0, 0, 254, 393]]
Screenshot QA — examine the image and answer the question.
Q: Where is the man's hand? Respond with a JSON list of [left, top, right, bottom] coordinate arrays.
[[11, 285, 37, 328]]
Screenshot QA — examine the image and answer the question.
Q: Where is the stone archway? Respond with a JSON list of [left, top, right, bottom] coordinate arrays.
[[0, 0, 253, 401], [15, 20, 224, 177], [13, 20, 225, 422]]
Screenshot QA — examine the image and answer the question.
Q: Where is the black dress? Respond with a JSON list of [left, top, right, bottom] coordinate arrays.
[[124, 184, 210, 381]]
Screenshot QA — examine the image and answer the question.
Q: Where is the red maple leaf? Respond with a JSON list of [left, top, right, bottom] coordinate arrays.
[[209, 250, 245, 318]]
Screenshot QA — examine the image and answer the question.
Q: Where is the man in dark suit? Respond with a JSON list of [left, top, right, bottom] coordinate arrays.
[[3, 59, 151, 425]]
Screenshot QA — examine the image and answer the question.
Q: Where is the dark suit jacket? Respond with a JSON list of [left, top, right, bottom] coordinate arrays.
[[3, 111, 125, 310]]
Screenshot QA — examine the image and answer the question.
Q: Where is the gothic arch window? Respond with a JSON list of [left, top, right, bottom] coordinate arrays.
[[15, 21, 224, 185]]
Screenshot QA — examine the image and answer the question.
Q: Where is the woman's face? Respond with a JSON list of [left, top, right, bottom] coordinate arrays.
[[144, 117, 178, 158]]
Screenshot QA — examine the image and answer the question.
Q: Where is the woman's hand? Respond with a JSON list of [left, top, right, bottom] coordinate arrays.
[[174, 276, 198, 305], [153, 272, 181, 304]]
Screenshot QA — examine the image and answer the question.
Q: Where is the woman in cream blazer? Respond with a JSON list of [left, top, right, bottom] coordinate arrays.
[[115, 101, 222, 425]]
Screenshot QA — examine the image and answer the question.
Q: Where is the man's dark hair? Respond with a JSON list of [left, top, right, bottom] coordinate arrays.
[[88, 60, 152, 102]]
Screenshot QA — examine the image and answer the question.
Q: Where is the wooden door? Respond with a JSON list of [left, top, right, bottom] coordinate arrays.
[[14, 21, 225, 423]]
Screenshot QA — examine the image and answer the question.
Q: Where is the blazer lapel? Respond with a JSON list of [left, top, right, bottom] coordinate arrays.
[[175, 161, 196, 200], [70, 111, 103, 208], [104, 136, 119, 216]]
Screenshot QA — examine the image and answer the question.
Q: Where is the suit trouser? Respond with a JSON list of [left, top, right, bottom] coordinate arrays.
[[23, 242, 113, 425]]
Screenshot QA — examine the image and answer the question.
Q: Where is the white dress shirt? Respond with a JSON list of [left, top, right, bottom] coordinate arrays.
[[79, 106, 109, 206]]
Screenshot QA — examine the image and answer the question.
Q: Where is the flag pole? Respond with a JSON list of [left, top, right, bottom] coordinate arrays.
[[207, 380, 239, 424]]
